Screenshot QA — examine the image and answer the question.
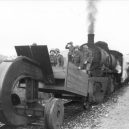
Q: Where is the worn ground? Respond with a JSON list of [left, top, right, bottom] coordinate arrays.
[[62, 84, 129, 129], [1, 84, 129, 129]]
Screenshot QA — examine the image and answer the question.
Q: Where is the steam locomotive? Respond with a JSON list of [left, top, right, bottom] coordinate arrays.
[[0, 34, 123, 129]]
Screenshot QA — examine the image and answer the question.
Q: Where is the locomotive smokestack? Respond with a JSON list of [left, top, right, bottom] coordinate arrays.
[[88, 33, 94, 44]]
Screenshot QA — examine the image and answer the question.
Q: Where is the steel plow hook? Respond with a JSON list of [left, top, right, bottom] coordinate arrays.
[[0, 56, 43, 126]]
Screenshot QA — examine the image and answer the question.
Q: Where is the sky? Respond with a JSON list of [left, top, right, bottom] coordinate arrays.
[[0, 0, 129, 56]]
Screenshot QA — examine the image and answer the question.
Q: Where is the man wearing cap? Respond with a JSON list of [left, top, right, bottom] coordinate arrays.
[[55, 48, 64, 67], [79, 45, 93, 72], [73, 45, 81, 67], [49, 49, 57, 66], [32, 43, 37, 46], [65, 42, 74, 62]]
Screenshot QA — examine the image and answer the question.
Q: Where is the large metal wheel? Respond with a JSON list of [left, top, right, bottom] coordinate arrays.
[[83, 96, 90, 110], [44, 98, 64, 129], [0, 57, 43, 126], [106, 78, 115, 96], [93, 82, 105, 103], [83, 102, 90, 110], [110, 79, 115, 93]]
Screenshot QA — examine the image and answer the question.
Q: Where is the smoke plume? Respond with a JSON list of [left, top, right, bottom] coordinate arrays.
[[87, 0, 99, 34]]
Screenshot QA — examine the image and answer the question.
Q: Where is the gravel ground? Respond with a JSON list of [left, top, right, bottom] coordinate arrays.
[[1, 84, 129, 129], [62, 84, 129, 129]]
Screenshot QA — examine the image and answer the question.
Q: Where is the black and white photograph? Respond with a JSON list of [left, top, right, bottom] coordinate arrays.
[[0, 0, 129, 129]]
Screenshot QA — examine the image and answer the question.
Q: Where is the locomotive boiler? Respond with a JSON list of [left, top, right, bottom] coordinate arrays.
[[85, 34, 122, 77], [0, 34, 123, 129]]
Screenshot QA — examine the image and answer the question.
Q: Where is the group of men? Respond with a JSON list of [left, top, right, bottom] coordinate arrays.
[[65, 41, 93, 71], [49, 48, 64, 67], [31, 43, 64, 67], [32, 42, 93, 71], [49, 41, 93, 72]]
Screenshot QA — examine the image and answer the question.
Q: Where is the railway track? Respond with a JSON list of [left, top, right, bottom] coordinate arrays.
[[63, 101, 84, 123]]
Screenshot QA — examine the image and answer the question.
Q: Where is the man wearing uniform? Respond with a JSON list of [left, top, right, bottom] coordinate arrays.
[[49, 49, 57, 66], [65, 42, 74, 62], [73, 45, 81, 67], [55, 48, 64, 67], [79, 45, 93, 72]]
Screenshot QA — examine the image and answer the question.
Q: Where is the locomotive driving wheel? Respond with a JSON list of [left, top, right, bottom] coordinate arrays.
[[110, 78, 115, 93], [93, 82, 105, 103], [83, 96, 90, 110], [44, 98, 64, 129], [106, 78, 115, 95]]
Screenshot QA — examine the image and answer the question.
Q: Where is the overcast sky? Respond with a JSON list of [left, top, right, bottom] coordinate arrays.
[[0, 0, 129, 56]]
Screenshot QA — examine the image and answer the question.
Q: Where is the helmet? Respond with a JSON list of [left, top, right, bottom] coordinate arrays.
[[55, 48, 60, 53], [74, 45, 80, 49], [83, 45, 88, 49], [50, 49, 56, 53], [32, 43, 37, 46], [67, 41, 73, 45]]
